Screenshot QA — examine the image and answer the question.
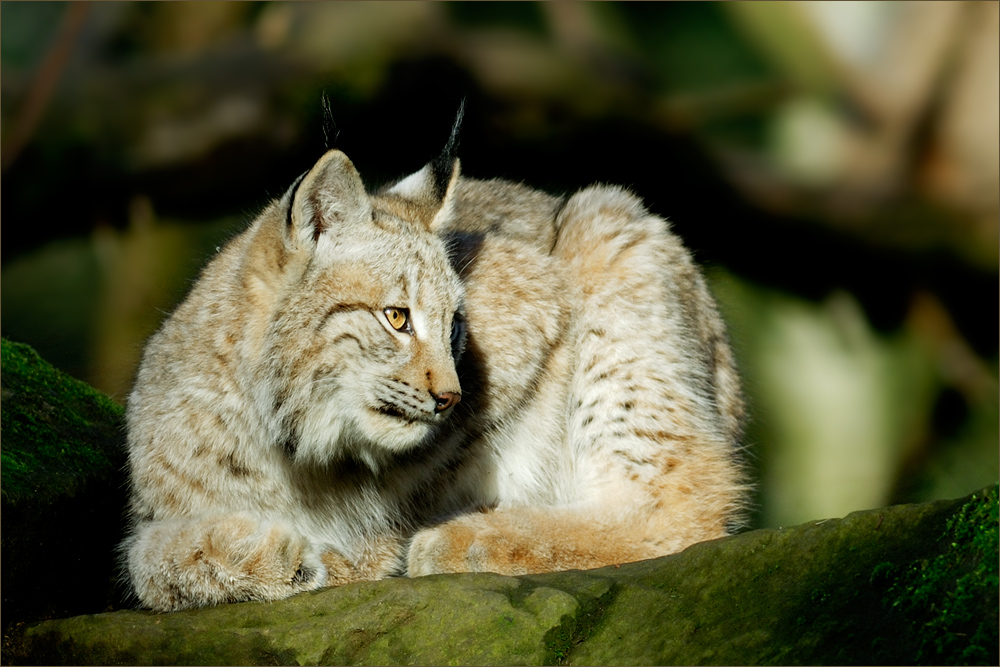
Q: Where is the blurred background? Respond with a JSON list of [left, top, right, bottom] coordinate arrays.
[[2, 1, 996, 530]]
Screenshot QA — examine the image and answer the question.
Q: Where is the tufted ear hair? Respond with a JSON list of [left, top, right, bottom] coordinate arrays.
[[284, 149, 372, 249], [386, 100, 465, 232], [320, 91, 339, 151]]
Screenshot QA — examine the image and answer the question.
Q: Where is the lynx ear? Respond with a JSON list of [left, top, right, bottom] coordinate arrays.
[[387, 101, 465, 231], [286, 149, 371, 248]]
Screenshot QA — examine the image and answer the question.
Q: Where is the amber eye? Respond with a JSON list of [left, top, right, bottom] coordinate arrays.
[[384, 307, 410, 332]]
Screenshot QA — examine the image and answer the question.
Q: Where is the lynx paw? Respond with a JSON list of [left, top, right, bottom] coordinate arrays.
[[407, 508, 654, 578], [209, 516, 327, 598], [407, 513, 531, 577], [128, 515, 327, 611]]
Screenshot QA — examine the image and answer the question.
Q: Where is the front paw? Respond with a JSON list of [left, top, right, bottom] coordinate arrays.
[[407, 514, 519, 577], [128, 515, 328, 611], [407, 522, 470, 577], [209, 517, 327, 599]]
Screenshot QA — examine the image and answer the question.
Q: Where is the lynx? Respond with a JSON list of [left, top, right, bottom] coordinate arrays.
[[122, 110, 748, 612]]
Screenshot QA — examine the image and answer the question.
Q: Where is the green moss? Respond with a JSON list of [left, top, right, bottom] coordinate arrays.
[[2, 338, 130, 645], [884, 485, 999, 665], [1, 338, 125, 504]]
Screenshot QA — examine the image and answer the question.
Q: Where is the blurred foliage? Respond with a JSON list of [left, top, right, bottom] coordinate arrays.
[[1, 1, 996, 529], [711, 269, 997, 526]]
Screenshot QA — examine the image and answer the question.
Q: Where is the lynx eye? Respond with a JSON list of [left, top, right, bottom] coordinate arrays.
[[384, 307, 410, 332]]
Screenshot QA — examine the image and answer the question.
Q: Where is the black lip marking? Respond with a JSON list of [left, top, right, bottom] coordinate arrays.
[[373, 403, 417, 425]]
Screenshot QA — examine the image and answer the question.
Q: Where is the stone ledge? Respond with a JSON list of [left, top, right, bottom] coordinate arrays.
[[2, 339, 996, 666], [8, 486, 997, 666]]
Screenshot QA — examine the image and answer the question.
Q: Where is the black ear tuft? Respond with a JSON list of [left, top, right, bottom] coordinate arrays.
[[442, 98, 465, 161], [321, 92, 339, 151], [431, 98, 465, 200]]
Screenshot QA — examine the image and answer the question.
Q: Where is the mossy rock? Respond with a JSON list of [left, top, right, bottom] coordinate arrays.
[[879, 484, 999, 665], [1, 339, 129, 640], [7, 486, 997, 666]]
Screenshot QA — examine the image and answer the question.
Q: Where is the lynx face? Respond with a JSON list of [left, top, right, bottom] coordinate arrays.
[[256, 151, 468, 468]]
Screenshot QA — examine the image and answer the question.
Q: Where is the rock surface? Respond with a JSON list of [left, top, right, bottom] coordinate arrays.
[[7, 486, 998, 666], [2, 339, 997, 666]]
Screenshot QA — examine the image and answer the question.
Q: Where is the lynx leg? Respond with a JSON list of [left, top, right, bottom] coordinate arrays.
[[552, 184, 745, 446], [125, 514, 326, 612], [407, 435, 741, 578], [321, 534, 406, 586], [554, 185, 749, 532], [406, 506, 654, 577]]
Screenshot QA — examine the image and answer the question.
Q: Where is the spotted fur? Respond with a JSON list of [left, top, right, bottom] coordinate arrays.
[[122, 141, 748, 612]]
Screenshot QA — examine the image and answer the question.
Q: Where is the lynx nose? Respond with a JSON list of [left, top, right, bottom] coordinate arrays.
[[434, 391, 461, 413]]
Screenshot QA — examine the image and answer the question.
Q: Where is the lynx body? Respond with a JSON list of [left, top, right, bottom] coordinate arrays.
[[123, 128, 747, 612]]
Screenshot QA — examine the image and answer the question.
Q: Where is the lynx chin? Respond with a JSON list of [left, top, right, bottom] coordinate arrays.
[[122, 109, 749, 612]]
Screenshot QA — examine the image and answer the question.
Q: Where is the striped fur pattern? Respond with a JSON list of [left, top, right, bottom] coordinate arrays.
[[122, 144, 748, 612]]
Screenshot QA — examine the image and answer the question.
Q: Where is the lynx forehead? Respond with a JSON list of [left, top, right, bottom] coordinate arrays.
[[121, 109, 748, 612]]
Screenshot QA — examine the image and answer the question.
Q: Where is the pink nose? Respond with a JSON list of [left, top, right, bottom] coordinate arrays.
[[434, 391, 460, 413]]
